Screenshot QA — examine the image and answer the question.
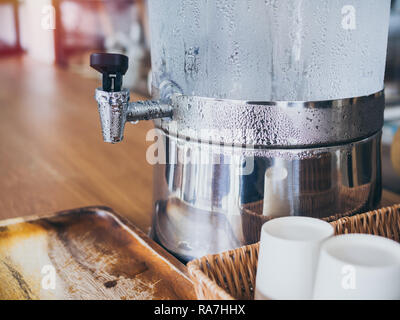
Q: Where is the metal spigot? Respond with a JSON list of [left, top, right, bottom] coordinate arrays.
[[90, 53, 172, 143]]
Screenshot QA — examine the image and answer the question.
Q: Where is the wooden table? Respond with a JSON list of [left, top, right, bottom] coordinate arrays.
[[0, 56, 399, 233], [0, 56, 153, 232]]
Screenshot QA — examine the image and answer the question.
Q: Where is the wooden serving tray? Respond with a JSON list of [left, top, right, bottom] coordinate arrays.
[[0, 206, 195, 300]]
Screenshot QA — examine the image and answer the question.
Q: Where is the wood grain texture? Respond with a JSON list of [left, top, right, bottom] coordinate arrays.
[[0, 56, 154, 232], [0, 206, 195, 300]]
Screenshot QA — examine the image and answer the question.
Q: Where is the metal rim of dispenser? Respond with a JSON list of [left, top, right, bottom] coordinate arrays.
[[156, 90, 384, 148], [94, 86, 384, 147]]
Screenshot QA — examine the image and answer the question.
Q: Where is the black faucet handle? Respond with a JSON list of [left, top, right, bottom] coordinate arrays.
[[90, 53, 129, 92]]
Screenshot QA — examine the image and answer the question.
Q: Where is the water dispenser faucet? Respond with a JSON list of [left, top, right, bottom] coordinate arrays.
[[90, 53, 172, 143], [90, 53, 128, 92]]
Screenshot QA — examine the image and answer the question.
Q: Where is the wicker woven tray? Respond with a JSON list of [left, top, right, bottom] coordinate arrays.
[[187, 204, 400, 300]]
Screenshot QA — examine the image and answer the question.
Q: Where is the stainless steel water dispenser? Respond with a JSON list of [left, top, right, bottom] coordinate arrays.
[[91, 0, 391, 262]]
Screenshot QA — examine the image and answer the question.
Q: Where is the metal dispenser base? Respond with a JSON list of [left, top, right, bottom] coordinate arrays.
[[149, 130, 381, 262]]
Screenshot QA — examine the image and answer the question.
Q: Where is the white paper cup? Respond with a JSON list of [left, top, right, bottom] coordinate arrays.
[[255, 217, 334, 300], [313, 234, 400, 300]]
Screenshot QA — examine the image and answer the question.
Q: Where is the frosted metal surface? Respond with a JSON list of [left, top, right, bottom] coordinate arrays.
[[148, 0, 390, 101]]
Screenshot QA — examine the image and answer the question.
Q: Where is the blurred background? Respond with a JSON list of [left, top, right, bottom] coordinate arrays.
[[0, 0, 155, 227], [0, 0, 150, 94], [382, 0, 400, 193]]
